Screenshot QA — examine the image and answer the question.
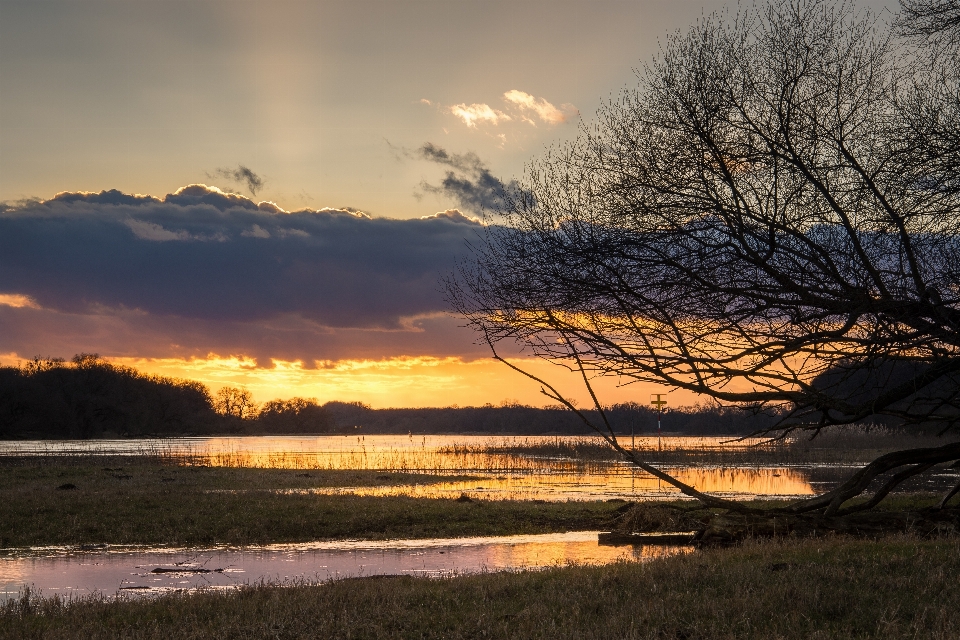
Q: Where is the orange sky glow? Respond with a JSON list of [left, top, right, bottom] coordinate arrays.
[[0, 351, 696, 410], [2, 0, 894, 411]]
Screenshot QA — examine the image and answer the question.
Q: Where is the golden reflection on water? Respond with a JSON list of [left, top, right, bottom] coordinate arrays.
[[185, 435, 598, 473], [168, 435, 817, 500], [481, 539, 690, 569], [672, 466, 814, 496], [296, 465, 814, 501], [0, 533, 690, 601], [172, 435, 778, 469]]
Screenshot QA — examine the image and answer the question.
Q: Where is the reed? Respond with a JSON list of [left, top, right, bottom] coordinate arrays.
[[8, 429, 945, 473], [142, 439, 608, 474], [439, 428, 960, 466]]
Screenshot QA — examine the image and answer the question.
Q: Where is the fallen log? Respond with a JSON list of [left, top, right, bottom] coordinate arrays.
[[150, 567, 223, 574], [598, 532, 696, 546]]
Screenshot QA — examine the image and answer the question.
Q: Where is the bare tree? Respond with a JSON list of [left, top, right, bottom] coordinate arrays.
[[257, 397, 332, 433], [448, 0, 960, 519], [896, 0, 960, 47], [213, 386, 258, 420]]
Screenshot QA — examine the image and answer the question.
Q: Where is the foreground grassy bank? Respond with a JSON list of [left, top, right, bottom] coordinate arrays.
[[0, 458, 622, 547], [3, 535, 958, 639]]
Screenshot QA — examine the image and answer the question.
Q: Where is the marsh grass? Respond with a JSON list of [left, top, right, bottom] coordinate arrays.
[[0, 457, 621, 548], [3, 535, 959, 639], [175, 447, 605, 474], [10, 429, 948, 472], [444, 428, 960, 466]]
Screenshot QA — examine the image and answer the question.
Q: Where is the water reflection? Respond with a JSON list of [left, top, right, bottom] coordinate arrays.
[[0, 435, 775, 470], [293, 465, 815, 502], [0, 532, 687, 602], [1, 435, 823, 500]]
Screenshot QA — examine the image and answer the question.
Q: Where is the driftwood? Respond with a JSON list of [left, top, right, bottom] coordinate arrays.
[[150, 567, 223, 574], [598, 532, 696, 546]]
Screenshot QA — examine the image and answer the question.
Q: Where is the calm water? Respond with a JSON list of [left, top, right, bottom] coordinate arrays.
[[0, 434, 768, 463], [0, 532, 687, 602], [3, 435, 956, 600], [3, 435, 956, 501], [0, 434, 834, 500]]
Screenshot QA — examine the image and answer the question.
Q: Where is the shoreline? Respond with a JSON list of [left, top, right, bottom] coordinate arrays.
[[4, 535, 959, 639]]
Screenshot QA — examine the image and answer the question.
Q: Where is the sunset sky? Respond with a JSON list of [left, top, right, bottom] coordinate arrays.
[[0, 0, 897, 408]]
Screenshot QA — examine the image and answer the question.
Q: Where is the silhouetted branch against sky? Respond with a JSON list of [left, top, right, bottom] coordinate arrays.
[[440, 0, 960, 516], [896, 0, 960, 46], [449, 0, 960, 433]]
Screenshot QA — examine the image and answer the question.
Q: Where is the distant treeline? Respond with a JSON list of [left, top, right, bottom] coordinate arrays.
[[321, 401, 776, 436], [0, 355, 776, 439], [0, 355, 216, 439], [0, 355, 334, 439]]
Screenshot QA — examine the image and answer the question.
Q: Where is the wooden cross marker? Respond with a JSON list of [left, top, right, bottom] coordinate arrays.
[[650, 394, 667, 451]]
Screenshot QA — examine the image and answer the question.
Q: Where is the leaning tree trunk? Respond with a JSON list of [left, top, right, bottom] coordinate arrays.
[[490, 341, 960, 542]]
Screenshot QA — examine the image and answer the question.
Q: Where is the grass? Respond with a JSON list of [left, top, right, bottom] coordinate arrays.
[[3, 534, 959, 639], [444, 429, 960, 466], [4, 454, 959, 638], [0, 457, 623, 547]]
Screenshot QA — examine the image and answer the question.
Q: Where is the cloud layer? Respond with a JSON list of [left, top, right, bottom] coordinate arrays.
[[415, 143, 528, 216], [0, 185, 486, 362]]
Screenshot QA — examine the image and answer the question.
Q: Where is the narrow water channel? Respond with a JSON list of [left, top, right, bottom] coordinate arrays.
[[0, 532, 687, 601]]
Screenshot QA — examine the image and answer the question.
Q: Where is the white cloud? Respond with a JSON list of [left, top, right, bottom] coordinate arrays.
[[256, 201, 286, 214], [449, 103, 511, 128], [503, 90, 576, 125], [436, 92, 577, 131], [420, 208, 482, 225], [124, 219, 193, 242], [317, 207, 370, 219], [242, 224, 271, 238]]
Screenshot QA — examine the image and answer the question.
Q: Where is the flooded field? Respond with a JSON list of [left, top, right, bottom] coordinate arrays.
[[2, 434, 957, 501], [2, 435, 957, 601], [0, 532, 686, 602], [0, 434, 770, 469]]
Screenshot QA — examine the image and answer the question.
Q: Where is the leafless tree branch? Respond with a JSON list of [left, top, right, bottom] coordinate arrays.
[[445, 0, 960, 516]]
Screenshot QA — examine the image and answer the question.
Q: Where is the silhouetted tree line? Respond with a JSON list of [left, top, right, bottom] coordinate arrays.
[[321, 401, 779, 436], [1, 354, 785, 439], [0, 355, 217, 438], [214, 387, 335, 434], [0, 356, 342, 439]]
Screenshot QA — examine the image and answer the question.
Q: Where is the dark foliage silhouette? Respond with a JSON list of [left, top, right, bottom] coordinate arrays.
[[0, 355, 217, 438]]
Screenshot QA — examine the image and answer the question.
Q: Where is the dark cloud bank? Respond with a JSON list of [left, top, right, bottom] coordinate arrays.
[[414, 143, 529, 216], [0, 185, 485, 361]]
